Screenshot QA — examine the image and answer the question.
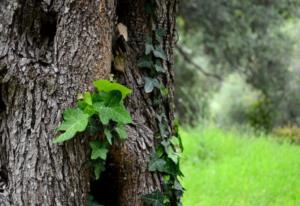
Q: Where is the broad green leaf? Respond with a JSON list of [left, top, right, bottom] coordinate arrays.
[[145, 36, 154, 55], [142, 190, 164, 206], [90, 140, 108, 160], [77, 101, 97, 116], [144, 77, 160, 93], [94, 161, 105, 180], [148, 157, 166, 172], [104, 128, 113, 145], [170, 136, 182, 153], [167, 147, 180, 164], [154, 60, 165, 73], [173, 179, 184, 192], [163, 175, 170, 183], [148, 156, 178, 176], [115, 124, 128, 140], [92, 93, 107, 103], [93, 80, 132, 99], [153, 46, 167, 60], [53, 108, 89, 143], [103, 90, 122, 106], [93, 102, 132, 125], [170, 136, 180, 146], [161, 140, 170, 153], [83, 92, 93, 105]]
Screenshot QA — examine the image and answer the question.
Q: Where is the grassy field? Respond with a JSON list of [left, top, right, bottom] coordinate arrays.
[[180, 126, 300, 206]]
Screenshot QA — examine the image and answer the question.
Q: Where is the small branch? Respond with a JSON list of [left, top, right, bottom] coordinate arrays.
[[175, 45, 222, 81]]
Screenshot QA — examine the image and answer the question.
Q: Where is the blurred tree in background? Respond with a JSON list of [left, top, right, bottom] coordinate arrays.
[[175, 0, 300, 129]]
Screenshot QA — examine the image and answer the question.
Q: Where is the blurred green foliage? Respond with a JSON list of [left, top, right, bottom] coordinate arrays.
[[273, 125, 300, 144], [209, 73, 261, 127], [175, 0, 300, 128], [247, 96, 274, 131]]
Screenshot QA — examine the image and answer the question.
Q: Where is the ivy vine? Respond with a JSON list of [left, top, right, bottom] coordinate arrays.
[[139, 1, 184, 206], [53, 80, 132, 180]]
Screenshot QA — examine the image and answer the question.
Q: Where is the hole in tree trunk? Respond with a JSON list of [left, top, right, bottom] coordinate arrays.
[[89, 156, 120, 205], [0, 97, 5, 114], [16, 1, 57, 51], [0, 166, 8, 193], [40, 11, 57, 47], [116, 0, 130, 25], [0, 85, 6, 114]]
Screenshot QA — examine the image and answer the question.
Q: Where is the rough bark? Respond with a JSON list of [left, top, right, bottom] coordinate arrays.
[[0, 0, 115, 205], [0, 0, 177, 205], [99, 0, 177, 205]]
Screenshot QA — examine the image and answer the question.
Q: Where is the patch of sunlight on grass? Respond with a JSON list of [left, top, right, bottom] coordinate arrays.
[[180, 126, 300, 206]]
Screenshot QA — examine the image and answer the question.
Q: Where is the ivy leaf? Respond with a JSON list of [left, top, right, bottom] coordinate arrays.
[[148, 158, 166, 172], [77, 101, 97, 116], [83, 92, 93, 105], [94, 161, 105, 180], [170, 136, 182, 153], [173, 179, 184, 192], [93, 80, 132, 99], [160, 86, 169, 97], [144, 77, 160, 93], [115, 124, 128, 140], [92, 93, 107, 103], [104, 128, 113, 145], [93, 102, 132, 125], [154, 60, 165, 73], [138, 56, 153, 69], [103, 90, 122, 106], [148, 155, 178, 176], [53, 108, 90, 143], [153, 46, 167, 60], [145, 36, 155, 55], [90, 140, 108, 160], [142, 190, 164, 206], [167, 147, 180, 164], [155, 28, 166, 42]]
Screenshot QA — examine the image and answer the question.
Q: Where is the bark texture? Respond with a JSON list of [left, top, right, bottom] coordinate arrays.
[[100, 0, 177, 205], [0, 0, 177, 205], [0, 0, 115, 205]]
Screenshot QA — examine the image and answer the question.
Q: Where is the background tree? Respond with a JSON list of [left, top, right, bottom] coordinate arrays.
[[176, 0, 300, 128], [0, 0, 180, 205]]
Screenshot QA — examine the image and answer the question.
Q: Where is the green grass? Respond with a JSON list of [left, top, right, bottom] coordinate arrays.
[[180, 126, 300, 206]]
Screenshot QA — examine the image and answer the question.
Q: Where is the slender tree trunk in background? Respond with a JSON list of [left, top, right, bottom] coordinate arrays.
[[0, 0, 177, 205]]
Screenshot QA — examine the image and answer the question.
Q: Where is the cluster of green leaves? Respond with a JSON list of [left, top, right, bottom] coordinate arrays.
[[53, 80, 132, 179], [138, 30, 167, 94], [139, 2, 184, 205], [144, 132, 184, 206]]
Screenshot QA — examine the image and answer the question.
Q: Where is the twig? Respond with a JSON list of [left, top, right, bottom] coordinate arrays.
[[175, 44, 222, 80]]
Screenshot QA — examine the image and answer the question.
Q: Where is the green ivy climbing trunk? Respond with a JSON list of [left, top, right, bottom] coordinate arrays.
[[0, 0, 177, 205]]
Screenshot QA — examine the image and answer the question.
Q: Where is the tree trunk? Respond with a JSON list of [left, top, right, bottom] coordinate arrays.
[[0, 0, 177, 205]]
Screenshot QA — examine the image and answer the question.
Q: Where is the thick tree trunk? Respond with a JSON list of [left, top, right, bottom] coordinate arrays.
[[0, 0, 177, 205]]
